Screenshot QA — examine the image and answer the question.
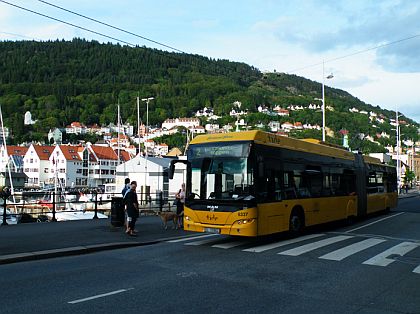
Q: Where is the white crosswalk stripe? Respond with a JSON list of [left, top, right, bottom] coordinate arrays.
[[167, 234, 219, 243], [184, 237, 224, 246], [243, 234, 325, 253], [212, 241, 247, 249], [319, 238, 386, 261], [362, 242, 420, 267], [278, 235, 354, 256]]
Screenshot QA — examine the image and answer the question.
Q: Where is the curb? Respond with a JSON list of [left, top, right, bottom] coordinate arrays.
[[0, 234, 197, 265], [398, 193, 419, 200]]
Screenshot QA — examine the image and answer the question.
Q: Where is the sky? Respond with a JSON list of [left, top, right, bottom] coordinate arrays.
[[1, 0, 420, 123]]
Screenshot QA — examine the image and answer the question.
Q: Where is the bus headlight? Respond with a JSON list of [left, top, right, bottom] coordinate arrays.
[[185, 216, 191, 221], [237, 219, 254, 225]]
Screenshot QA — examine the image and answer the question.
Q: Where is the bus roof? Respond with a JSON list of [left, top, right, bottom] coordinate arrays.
[[190, 130, 355, 161], [363, 155, 386, 166]]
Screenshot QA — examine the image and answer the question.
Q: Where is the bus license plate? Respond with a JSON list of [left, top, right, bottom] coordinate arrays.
[[205, 228, 220, 234]]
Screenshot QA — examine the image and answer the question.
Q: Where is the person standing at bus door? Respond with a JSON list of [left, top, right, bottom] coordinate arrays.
[[176, 183, 186, 228], [122, 177, 131, 197], [124, 181, 139, 236], [121, 178, 130, 232]]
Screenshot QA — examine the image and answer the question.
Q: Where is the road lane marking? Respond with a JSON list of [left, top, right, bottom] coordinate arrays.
[[413, 265, 420, 274], [68, 288, 134, 304], [167, 234, 219, 243], [185, 237, 223, 246], [243, 234, 325, 253], [328, 232, 420, 244], [212, 241, 247, 249], [345, 212, 405, 233], [278, 235, 354, 256], [362, 242, 420, 267], [319, 238, 386, 261]]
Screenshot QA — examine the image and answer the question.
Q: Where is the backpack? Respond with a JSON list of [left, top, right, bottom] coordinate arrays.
[[122, 185, 129, 197]]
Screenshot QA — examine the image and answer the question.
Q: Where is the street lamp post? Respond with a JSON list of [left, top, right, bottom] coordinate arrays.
[[396, 107, 401, 193], [141, 97, 154, 202], [322, 61, 333, 142]]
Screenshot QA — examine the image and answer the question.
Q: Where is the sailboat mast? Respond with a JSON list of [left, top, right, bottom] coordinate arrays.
[[117, 101, 120, 165], [137, 95, 141, 156], [0, 105, 14, 193]]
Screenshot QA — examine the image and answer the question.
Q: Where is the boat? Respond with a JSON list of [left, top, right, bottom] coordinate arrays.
[[46, 210, 108, 221], [0, 209, 21, 224]]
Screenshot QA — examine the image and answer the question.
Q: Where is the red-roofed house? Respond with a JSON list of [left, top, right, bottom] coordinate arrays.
[[65, 122, 87, 135], [85, 144, 119, 187], [0, 145, 28, 189], [0, 145, 28, 173], [155, 143, 169, 156], [49, 145, 83, 187], [23, 144, 54, 187], [109, 133, 130, 148], [115, 150, 132, 163], [48, 144, 121, 188]]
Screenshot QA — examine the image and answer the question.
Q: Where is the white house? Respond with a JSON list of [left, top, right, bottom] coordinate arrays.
[[24, 111, 36, 125], [189, 125, 206, 134], [24, 144, 55, 187], [48, 128, 63, 144], [85, 144, 119, 187], [0, 145, 28, 173], [116, 155, 187, 203], [162, 118, 200, 130], [205, 124, 220, 132], [195, 107, 214, 117], [281, 122, 294, 132], [268, 121, 281, 132], [49, 145, 83, 188], [0, 127, 9, 144], [65, 122, 87, 135]]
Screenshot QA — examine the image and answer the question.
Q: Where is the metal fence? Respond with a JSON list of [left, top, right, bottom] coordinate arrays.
[[1, 190, 178, 225]]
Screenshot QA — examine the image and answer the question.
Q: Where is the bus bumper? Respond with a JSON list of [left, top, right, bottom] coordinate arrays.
[[184, 210, 258, 237]]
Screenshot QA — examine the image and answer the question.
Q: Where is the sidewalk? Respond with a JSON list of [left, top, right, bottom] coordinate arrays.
[[0, 215, 194, 265], [398, 188, 420, 199]]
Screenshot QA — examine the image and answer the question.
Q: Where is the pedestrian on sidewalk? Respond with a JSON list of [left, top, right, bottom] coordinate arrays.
[[122, 177, 131, 197], [175, 183, 186, 228], [124, 181, 139, 236], [122, 177, 130, 232]]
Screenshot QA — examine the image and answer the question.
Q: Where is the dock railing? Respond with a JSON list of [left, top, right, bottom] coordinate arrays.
[[1, 190, 178, 225]]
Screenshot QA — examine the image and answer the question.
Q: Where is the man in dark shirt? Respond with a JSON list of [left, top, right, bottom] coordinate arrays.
[[124, 181, 139, 236]]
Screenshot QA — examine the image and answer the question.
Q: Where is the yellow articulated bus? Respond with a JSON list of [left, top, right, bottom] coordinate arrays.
[[170, 130, 398, 237]]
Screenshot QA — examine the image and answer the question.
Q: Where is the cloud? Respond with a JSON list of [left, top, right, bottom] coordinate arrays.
[[264, 0, 420, 73]]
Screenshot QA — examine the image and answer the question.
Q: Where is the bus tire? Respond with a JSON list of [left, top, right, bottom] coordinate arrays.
[[289, 208, 304, 237]]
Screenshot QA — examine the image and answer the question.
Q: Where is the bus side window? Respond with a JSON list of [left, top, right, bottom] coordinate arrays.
[[340, 171, 356, 195], [283, 171, 297, 199]]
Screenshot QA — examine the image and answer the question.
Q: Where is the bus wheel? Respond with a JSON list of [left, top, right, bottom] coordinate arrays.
[[289, 209, 304, 237]]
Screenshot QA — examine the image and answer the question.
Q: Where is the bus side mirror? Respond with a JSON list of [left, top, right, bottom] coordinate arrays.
[[169, 160, 176, 179]]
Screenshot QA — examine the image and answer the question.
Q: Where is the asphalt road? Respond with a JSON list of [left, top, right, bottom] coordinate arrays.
[[1, 195, 419, 314]]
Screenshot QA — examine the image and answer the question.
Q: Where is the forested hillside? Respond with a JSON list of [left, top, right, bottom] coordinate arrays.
[[0, 38, 418, 151]]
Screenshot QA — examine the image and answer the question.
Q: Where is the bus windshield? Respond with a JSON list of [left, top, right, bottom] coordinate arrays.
[[188, 142, 254, 200]]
